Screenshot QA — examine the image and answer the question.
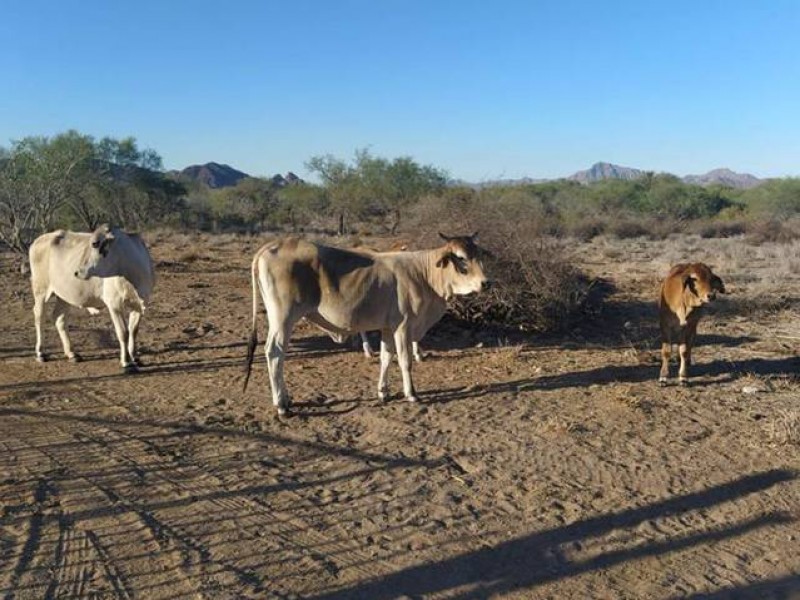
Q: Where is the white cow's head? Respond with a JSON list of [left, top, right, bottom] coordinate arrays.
[[75, 225, 117, 280], [436, 232, 490, 297]]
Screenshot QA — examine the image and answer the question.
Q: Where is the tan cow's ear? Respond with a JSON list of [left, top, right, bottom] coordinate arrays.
[[435, 254, 451, 268], [439, 232, 451, 242]]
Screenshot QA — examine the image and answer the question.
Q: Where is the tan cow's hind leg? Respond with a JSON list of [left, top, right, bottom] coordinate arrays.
[[659, 342, 671, 385], [377, 330, 395, 401], [265, 316, 293, 415], [412, 341, 423, 363], [53, 297, 79, 362]]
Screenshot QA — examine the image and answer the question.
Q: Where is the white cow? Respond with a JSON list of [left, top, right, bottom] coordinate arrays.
[[243, 233, 489, 415], [29, 225, 154, 370]]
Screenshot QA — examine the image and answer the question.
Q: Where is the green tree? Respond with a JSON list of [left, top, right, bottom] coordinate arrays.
[[306, 149, 447, 234]]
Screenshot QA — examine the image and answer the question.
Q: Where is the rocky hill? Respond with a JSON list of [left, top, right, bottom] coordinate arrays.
[[682, 168, 761, 188], [567, 162, 645, 184], [177, 162, 250, 188]]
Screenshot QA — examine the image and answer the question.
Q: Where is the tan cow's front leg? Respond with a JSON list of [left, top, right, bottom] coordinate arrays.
[[377, 330, 394, 401], [394, 327, 418, 402]]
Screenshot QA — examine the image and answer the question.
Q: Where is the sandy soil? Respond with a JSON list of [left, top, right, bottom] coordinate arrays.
[[1, 232, 799, 599]]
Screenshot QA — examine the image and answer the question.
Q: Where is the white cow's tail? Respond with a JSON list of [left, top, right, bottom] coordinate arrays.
[[243, 257, 261, 392]]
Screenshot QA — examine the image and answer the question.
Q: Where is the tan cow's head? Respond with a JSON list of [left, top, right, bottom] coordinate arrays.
[[435, 232, 490, 297], [683, 263, 726, 306], [75, 224, 117, 280]]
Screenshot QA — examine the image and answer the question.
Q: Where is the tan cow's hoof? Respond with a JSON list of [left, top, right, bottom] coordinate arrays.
[[658, 377, 668, 387], [123, 363, 139, 374], [68, 354, 82, 363], [36, 354, 47, 363], [679, 378, 688, 387], [407, 395, 419, 403]]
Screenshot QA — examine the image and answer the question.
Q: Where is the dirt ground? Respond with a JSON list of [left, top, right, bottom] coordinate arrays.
[[1, 232, 799, 599]]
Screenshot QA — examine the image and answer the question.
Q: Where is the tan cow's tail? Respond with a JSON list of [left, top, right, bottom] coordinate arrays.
[[243, 255, 261, 392]]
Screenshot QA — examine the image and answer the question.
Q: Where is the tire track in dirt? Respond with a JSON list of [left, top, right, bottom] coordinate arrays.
[[69, 404, 417, 595], [7, 382, 418, 597], [1, 415, 201, 600]]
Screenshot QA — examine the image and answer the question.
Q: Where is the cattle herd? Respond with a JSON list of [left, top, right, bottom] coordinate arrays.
[[28, 225, 726, 414]]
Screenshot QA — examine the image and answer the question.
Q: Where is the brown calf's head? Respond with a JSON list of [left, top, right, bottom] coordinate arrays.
[[683, 263, 726, 306], [435, 232, 490, 296]]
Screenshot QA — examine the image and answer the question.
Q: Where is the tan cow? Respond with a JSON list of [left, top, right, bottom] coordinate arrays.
[[29, 225, 155, 371], [243, 233, 489, 415], [352, 241, 423, 361], [658, 262, 725, 385]]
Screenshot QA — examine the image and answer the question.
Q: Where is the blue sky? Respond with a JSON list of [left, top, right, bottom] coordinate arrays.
[[1, 0, 799, 181]]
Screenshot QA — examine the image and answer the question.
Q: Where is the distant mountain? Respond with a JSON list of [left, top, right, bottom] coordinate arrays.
[[270, 171, 304, 188], [682, 168, 761, 189], [567, 162, 645, 184], [178, 162, 250, 188]]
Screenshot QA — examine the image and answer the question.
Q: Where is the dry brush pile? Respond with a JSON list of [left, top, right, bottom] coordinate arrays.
[[408, 195, 599, 333]]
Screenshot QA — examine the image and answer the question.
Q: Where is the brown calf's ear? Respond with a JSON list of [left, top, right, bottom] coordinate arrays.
[[682, 273, 695, 289]]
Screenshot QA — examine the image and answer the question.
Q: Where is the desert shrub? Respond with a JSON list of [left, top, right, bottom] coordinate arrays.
[[695, 220, 747, 239], [607, 218, 650, 239], [406, 195, 598, 332], [567, 216, 607, 241], [606, 216, 681, 240], [746, 219, 800, 244]]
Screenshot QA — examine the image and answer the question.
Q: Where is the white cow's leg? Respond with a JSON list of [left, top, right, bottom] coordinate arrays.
[[377, 330, 395, 401], [128, 310, 142, 365], [33, 294, 47, 362], [412, 341, 423, 363], [265, 314, 293, 415], [53, 297, 78, 362], [108, 308, 134, 370], [394, 328, 418, 402], [361, 332, 375, 358]]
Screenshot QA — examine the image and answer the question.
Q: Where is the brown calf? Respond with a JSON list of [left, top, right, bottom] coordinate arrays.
[[658, 263, 726, 385]]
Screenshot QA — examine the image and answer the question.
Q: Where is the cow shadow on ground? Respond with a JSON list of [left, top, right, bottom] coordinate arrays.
[[307, 468, 797, 599], [424, 355, 800, 405]]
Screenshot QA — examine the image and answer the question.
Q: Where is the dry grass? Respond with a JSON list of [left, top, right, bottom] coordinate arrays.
[[767, 409, 800, 446]]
